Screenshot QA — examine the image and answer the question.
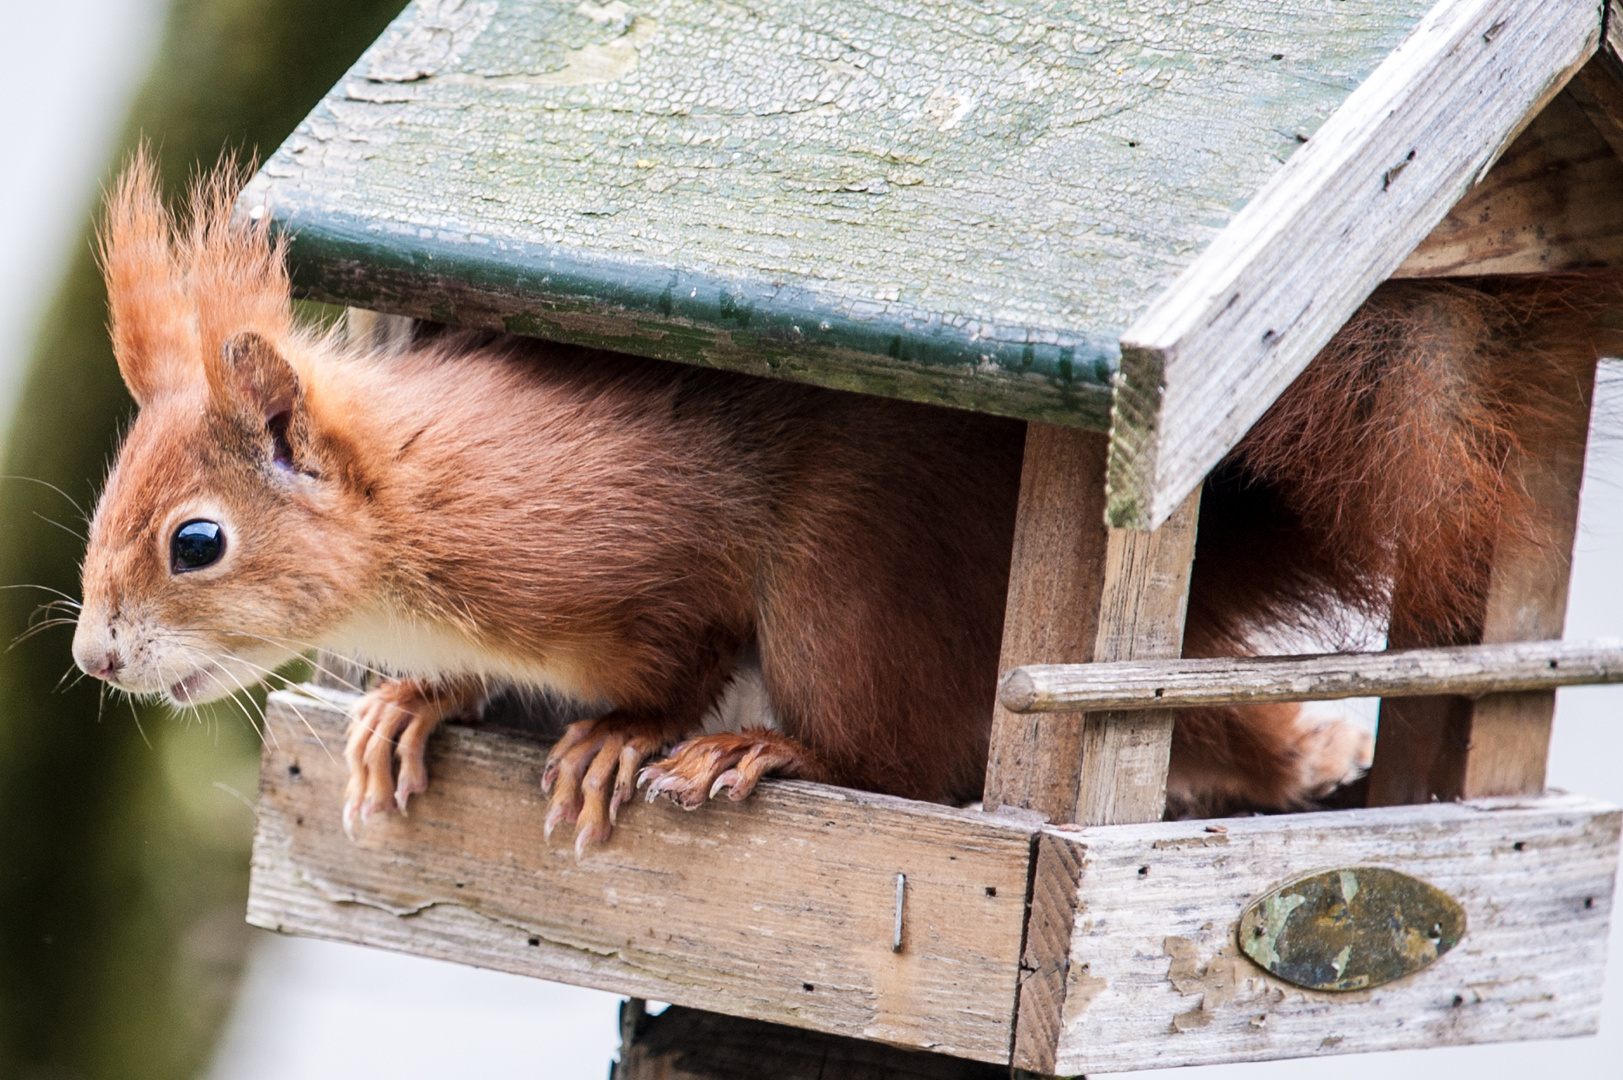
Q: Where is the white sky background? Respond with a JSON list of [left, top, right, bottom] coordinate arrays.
[[4, 4, 1620, 1079]]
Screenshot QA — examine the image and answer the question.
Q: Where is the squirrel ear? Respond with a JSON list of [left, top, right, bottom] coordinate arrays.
[[99, 149, 195, 405], [211, 331, 302, 421]]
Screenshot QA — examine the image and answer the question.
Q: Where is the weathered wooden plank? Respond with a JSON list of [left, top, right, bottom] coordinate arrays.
[[1021, 796, 1621, 1075], [1393, 85, 1623, 276], [1368, 348, 1598, 805], [982, 461, 1198, 826], [612, 1001, 1010, 1080], [248, 688, 1037, 1064], [1457, 346, 1598, 798], [1010, 834, 1085, 1076], [999, 639, 1623, 714], [983, 425, 1111, 823], [1106, 0, 1601, 529], [1072, 490, 1201, 827], [243, 0, 1440, 430]]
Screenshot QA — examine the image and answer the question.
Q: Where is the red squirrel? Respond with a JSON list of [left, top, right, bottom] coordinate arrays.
[[72, 159, 1614, 852]]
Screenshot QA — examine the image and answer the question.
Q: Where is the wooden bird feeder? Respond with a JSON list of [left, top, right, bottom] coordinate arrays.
[[241, 1, 1623, 1075]]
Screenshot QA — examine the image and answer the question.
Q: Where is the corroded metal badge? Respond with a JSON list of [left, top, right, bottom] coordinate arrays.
[[1237, 867, 1466, 991]]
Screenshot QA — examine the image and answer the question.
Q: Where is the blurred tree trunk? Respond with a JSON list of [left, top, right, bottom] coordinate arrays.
[[0, 2, 406, 1077]]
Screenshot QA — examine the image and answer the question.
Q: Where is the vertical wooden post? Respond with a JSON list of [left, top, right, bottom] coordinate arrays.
[[984, 423, 1199, 826], [1074, 491, 1200, 824], [1368, 354, 1598, 805], [983, 425, 1111, 823], [990, 424, 1200, 1074]]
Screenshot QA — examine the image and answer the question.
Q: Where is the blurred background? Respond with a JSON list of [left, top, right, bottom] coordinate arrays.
[[0, 2, 1617, 1078]]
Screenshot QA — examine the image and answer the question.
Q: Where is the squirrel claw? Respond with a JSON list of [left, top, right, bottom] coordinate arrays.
[[709, 769, 745, 800], [543, 799, 575, 843]]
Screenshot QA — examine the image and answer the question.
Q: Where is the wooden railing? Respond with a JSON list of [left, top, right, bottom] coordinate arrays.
[[999, 639, 1623, 713]]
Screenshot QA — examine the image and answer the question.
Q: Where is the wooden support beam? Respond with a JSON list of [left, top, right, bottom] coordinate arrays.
[[1393, 85, 1623, 277], [983, 424, 1198, 826], [1568, 49, 1623, 164], [999, 639, 1623, 714], [983, 425, 1111, 824], [1075, 490, 1200, 826], [250, 690, 1038, 1065], [612, 1001, 1014, 1080], [1015, 796, 1620, 1075], [1368, 353, 1599, 805], [988, 425, 1199, 1075]]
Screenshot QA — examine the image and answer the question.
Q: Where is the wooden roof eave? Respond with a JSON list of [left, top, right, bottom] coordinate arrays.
[[1105, 0, 1606, 531], [240, 0, 1447, 435]]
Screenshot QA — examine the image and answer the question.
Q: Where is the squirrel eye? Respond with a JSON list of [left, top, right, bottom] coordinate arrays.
[[171, 520, 225, 573]]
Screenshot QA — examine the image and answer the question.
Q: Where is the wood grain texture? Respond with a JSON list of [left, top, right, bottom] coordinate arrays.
[[1393, 86, 1623, 276], [1458, 347, 1599, 797], [241, 0, 1439, 430], [1025, 796, 1621, 1075], [1568, 41, 1623, 162], [1074, 489, 1201, 827], [1010, 833, 1085, 1076], [248, 689, 1039, 1063], [983, 425, 1111, 822], [613, 1002, 1011, 1080], [983, 458, 1197, 826], [1368, 353, 1598, 805], [1106, 0, 1602, 529], [999, 639, 1623, 713]]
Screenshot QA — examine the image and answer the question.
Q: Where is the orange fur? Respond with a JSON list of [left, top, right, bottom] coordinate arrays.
[[74, 157, 1618, 837]]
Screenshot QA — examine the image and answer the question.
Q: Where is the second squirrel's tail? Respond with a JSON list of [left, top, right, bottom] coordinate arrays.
[[1167, 274, 1619, 817], [1188, 273, 1621, 658]]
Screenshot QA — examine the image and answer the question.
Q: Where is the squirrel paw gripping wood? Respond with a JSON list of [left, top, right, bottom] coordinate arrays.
[[541, 714, 671, 856], [639, 731, 827, 808], [342, 678, 484, 835]]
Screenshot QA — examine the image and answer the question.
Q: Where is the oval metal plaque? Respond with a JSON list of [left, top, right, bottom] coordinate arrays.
[[1237, 866, 1466, 991]]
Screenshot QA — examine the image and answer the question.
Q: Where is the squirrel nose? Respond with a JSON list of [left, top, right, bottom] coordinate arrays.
[[72, 631, 124, 682], [85, 652, 123, 681]]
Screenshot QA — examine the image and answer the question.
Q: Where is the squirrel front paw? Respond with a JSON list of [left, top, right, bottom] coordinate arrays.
[[541, 713, 670, 857], [342, 677, 483, 836]]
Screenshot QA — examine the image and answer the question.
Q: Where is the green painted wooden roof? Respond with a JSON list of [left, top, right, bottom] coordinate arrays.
[[244, 0, 1434, 429]]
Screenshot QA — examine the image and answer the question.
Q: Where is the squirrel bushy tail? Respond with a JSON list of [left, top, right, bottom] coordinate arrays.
[[1168, 275, 1620, 816], [1191, 274, 1622, 657]]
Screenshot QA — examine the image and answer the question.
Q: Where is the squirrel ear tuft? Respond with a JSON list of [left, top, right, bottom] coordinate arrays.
[[211, 331, 301, 421], [99, 147, 195, 405]]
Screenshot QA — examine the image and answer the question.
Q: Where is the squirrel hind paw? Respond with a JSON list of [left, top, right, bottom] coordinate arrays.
[[640, 730, 824, 809]]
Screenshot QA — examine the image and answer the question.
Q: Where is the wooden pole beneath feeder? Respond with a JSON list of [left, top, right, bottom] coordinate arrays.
[[611, 1000, 1019, 1080]]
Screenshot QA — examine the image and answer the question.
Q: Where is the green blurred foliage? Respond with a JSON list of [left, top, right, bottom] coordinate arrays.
[[0, 2, 407, 1077]]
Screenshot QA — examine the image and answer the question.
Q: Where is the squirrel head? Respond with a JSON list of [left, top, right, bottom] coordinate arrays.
[[73, 152, 373, 704]]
